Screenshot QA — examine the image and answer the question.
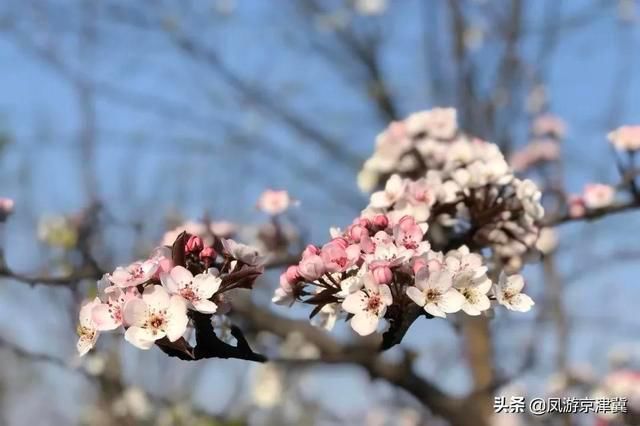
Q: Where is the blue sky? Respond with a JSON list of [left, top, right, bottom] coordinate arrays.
[[0, 0, 639, 424]]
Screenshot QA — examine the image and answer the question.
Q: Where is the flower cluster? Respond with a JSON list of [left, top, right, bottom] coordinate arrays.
[[77, 232, 264, 359], [273, 212, 533, 337], [357, 108, 544, 272]]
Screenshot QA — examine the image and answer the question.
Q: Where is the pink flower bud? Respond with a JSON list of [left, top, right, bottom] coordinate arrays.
[[298, 254, 325, 281], [331, 237, 349, 249], [348, 225, 367, 242], [358, 218, 372, 229], [568, 195, 586, 218], [185, 235, 204, 253], [285, 265, 300, 283], [373, 214, 389, 229], [302, 244, 320, 258], [372, 266, 393, 284], [199, 246, 217, 261]]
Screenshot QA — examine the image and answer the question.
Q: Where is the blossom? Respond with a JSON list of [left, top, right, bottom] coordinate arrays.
[[406, 269, 465, 318], [92, 277, 140, 331], [161, 266, 221, 313], [342, 273, 392, 336], [185, 235, 204, 253], [272, 270, 299, 307], [370, 174, 405, 208], [608, 125, 640, 151], [123, 285, 189, 350], [582, 183, 615, 209], [77, 298, 101, 356], [311, 303, 340, 331], [257, 189, 293, 215], [393, 215, 430, 255], [0, 197, 13, 222], [567, 194, 586, 218], [109, 259, 158, 288], [494, 272, 534, 312], [221, 238, 265, 266], [298, 254, 326, 281], [445, 248, 492, 316], [536, 227, 558, 254]]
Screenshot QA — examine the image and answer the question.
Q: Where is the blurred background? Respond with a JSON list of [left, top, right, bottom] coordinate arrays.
[[0, 0, 640, 425]]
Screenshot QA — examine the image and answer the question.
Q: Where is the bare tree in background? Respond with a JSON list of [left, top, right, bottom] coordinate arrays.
[[0, 1, 639, 426]]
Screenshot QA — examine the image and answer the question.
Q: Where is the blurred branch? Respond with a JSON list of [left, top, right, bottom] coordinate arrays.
[[232, 295, 487, 426], [301, 0, 399, 122], [167, 29, 363, 169], [543, 198, 640, 227]]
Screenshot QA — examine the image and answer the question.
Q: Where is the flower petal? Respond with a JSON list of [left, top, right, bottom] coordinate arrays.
[[192, 299, 218, 314], [341, 291, 368, 314], [438, 288, 465, 313], [161, 272, 180, 294], [165, 296, 188, 342], [424, 303, 446, 318], [169, 265, 193, 287], [378, 284, 393, 306], [141, 285, 170, 311], [406, 286, 426, 306], [123, 298, 148, 327], [193, 273, 221, 299], [124, 326, 156, 350], [92, 303, 120, 331], [350, 312, 379, 336]]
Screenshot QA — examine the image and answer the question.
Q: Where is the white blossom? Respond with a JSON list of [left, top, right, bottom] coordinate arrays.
[[493, 272, 534, 312]]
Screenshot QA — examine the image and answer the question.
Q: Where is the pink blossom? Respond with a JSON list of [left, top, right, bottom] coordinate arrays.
[[372, 265, 393, 284], [583, 183, 615, 209], [161, 266, 221, 313], [109, 259, 158, 288], [257, 189, 293, 215], [608, 125, 640, 151], [77, 298, 101, 356], [348, 224, 368, 242], [568, 195, 586, 218], [321, 242, 352, 273], [0, 197, 14, 221], [150, 247, 173, 278], [372, 214, 389, 229], [302, 244, 320, 258], [393, 216, 430, 255], [285, 265, 300, 283], [123, 285, 189, 350], [298, 254, 326, 281], [199, 246, 217, 266], [92, 277, 140, 331]]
